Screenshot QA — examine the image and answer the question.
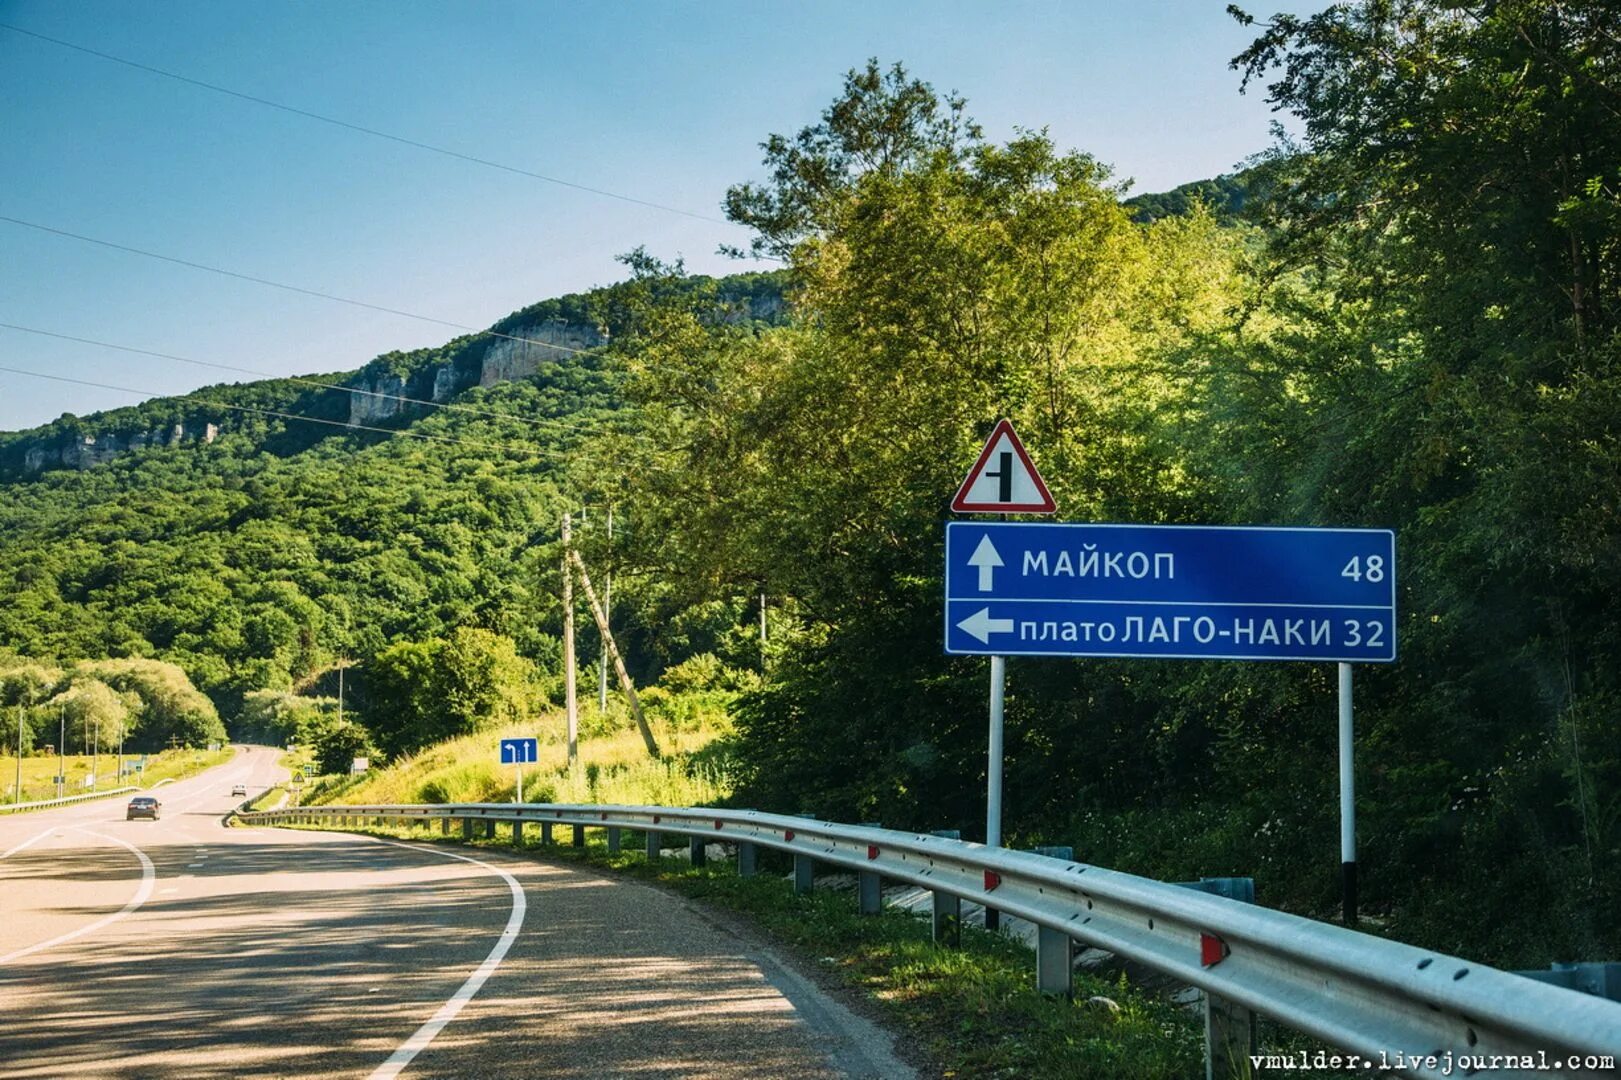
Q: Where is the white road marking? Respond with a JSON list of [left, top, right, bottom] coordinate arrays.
[[364, 837, 527, 1080], [0, 828, 156, 965], [0, 828, 60, 860]]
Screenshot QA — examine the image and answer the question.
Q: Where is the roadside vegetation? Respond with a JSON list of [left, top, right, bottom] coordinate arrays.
[[302, 708, 733, 809], [1, 745, 232, 805]]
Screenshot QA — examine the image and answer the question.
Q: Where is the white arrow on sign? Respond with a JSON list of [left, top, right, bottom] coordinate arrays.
[[956, 607, 1015, 644], [968, 535, 1003, 592]]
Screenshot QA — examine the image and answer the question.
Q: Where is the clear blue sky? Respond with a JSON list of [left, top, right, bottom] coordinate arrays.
[[0, 1, 1304, 432]]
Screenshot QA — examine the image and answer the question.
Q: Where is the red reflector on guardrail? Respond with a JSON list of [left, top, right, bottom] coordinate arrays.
[[984, 870, 1001, 892], [1201, 933, 1228, 967], [715, 819, 724, 830], [653, 814, 661, 824], [867, 845, 879, 860], [784, 829, 796, 842]]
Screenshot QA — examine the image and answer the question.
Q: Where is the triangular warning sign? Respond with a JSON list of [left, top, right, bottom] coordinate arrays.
[[951, 419, 1056, 514]]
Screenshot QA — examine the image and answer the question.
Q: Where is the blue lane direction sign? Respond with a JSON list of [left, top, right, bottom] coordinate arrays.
[[500, 737, 539, 765], [944, 522, 1395, 662]]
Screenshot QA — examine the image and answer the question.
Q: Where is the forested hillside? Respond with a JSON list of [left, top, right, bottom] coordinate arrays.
[[2, 3, 1617, 970]]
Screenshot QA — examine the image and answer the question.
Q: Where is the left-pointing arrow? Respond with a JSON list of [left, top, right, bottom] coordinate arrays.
[[956, 607, 1015, 644]]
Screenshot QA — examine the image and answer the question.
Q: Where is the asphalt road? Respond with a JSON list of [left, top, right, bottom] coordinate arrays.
[[0, 746, 910, 1079]]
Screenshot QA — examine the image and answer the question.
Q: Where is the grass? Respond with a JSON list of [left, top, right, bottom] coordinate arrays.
[[0, 746, 232, 806], [303, 714, 733, 810]]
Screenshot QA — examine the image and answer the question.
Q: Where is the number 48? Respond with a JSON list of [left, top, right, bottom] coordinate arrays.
[[1341, 555, 1385, 583]]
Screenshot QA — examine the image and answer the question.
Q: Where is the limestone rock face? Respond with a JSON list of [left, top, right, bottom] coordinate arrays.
[[345, 321, 606, 427], [478, 322, 605, 387], [17, 422, 219, 475], [348, 374, 407, 426]]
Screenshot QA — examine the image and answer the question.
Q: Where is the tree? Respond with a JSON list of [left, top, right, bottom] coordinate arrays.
[[723, 59, 982, 259]]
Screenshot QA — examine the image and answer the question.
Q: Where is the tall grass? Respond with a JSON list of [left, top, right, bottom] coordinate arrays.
[[309, 712, 734, 809]]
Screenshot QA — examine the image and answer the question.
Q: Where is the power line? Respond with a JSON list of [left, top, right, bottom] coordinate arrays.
[[0, 319, 636, 440], [0, 214, 782, 385], [0, 363, 575, 457], [0, 21, 740, 229], [0, 214, 611, 361]]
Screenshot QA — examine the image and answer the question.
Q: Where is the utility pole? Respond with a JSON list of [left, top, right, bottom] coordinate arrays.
[[14, 704, 22, 806], [338, 659, 345, 727], [57, 706, 64, 799], [600, 506, 612, 714], [570, 549, 660, 758], [92, 714, 99, 790], [562, 512, 578, 765], [760, 592, 768, 668]]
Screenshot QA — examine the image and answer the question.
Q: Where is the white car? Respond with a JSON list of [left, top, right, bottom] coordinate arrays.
[[231, 784, 247, 797]]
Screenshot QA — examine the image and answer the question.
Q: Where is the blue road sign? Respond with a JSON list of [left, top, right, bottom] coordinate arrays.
[[499, 738, 539, 765], [944, 522, 1396, 662]]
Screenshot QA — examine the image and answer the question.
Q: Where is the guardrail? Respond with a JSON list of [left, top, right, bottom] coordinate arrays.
[[1, 785, 140, 815], [236, 801, 1621, 1079]]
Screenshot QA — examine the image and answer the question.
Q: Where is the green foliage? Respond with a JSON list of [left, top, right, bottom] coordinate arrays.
[[1123, 170, 1253, 223], [365, 628, 533, 756]]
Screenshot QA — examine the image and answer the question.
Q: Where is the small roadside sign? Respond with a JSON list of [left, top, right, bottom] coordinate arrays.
[[950, 419, 1056, 515], [501, 738, 539, 803], [500, 738, 539, 765]]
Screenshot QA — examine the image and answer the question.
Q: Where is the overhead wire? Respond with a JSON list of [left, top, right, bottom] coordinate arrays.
[[0, 319, 643, 441], [0, 25, 785, 436], [0, 363, 595, 457], [0, 214, 613, 362], [0, 21, 742, 229]]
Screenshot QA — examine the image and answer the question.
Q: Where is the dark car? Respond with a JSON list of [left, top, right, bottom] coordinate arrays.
[[126, 796, 161, 821]]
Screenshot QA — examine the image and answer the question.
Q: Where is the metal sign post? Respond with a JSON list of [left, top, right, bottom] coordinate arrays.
[[951, 420, 1057, 933], [1339, 662, 1357, 924]]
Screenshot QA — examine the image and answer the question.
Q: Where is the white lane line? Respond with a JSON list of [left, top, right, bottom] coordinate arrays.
[[364, 837, 527, 1080], [1, 828, 60, 860], [0, 828, 155, 965]]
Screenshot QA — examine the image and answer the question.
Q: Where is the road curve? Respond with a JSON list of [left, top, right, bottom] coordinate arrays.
[[0, 746, 910, 1078]]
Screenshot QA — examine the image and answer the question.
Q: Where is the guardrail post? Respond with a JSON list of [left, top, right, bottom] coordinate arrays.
[[541, 821, 553, 845], [792, 812, 818, 895], [858, 822, 882, 915], [646, 829, 662, 860], [737, 841, 757, 877], [512, 820, 525, 846], [1175, 877, 1257, 1080], [607, 826, 621, 853], [931, 829, 961, 945], [440, 817, 450, 835], [572, 823, 586, 848], [461, 817, 473, 839], [931, 891, 961, 946], [483, 818, 496, 839], [1031, 847, 1076, 995], [689, 835, 707, 867], [1513, 961, 1621, 1001]]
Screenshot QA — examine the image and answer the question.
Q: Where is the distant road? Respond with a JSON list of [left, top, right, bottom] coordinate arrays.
[[0, 746, 907, 1078]]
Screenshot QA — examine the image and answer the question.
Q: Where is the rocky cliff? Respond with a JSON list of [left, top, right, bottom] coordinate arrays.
[[347, 320, 607, 426], [15, 422, 218, 476]]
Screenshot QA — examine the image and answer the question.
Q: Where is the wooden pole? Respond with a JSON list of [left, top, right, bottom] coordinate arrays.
[[569, 549, 660, 758], [563, 514, 578, 764]]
